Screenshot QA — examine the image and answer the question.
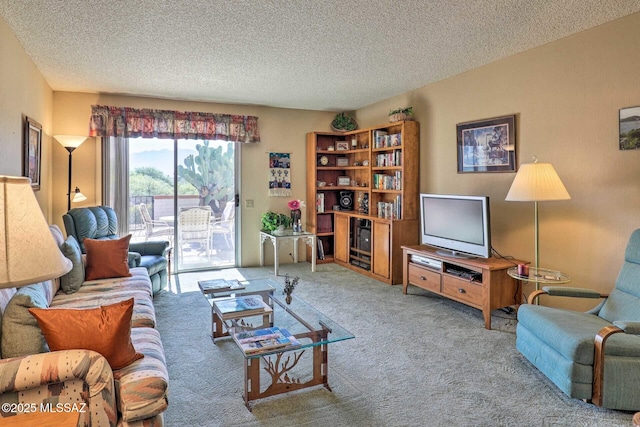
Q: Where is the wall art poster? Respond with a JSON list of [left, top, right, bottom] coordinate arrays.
[[24, 116, 42, 190], [268, 152, 292, 196], [457, 115, 516, 173], [619, 106, 640, 150]]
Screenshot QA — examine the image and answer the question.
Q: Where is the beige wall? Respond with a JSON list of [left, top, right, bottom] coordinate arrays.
[[52, 92, 334, 267], [4, 11, 640, 298], [0, 17, 53, 219], [356, 12, 640, 303]]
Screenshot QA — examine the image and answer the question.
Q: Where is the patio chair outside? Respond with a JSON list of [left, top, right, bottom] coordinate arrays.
[[138, 203, 174, 244], [178, 206, 212, 259], [211, 201, 235, 250]]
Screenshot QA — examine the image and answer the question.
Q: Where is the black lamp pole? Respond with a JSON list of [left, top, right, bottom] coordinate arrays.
[[65, 146, 76, 212]]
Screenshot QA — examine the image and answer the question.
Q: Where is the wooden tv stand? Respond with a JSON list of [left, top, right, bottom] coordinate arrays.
[[402, 245, 526, 329]]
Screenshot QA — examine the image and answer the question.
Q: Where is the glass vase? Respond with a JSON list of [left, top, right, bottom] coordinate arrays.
[[291, 209, 302, 232]]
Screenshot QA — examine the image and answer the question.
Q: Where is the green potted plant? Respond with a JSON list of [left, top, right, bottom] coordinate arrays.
[[389, 107, 414, 122], [261, 211, 293, 233], [331, 112, 358, 132]]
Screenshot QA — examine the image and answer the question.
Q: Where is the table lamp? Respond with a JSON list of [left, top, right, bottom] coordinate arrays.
[[505, 157, 570, 276], [54, 135, 87, 211], [0, 176, 72, 288]]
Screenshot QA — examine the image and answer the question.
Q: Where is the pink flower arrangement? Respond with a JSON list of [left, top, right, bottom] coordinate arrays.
[[287, 199, 305, 210]]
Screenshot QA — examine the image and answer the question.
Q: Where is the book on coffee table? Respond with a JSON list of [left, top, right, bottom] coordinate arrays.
[[198, 279, 245, 294], [234, 327, 301, 355], [214, 295, 271, 320]]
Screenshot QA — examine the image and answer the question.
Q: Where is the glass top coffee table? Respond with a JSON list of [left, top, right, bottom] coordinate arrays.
[[201, 278, 354, 409]]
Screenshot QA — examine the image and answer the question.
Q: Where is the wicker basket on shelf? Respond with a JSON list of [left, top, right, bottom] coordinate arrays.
[[388, 107, 414, 123]]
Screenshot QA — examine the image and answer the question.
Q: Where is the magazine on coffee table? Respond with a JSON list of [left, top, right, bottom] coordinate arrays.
[[214, 295, 271, 320], [234, 326, 301, 355], [198, 278, 245, 294]]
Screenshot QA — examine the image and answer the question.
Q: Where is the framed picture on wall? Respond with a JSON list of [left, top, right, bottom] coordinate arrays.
[[24, 117, 42, 190], [456, 115, 516, 173], [619, 106, 640, 150]]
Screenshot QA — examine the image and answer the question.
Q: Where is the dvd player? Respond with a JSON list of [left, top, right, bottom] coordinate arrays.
[[411, 255, 443, 270]]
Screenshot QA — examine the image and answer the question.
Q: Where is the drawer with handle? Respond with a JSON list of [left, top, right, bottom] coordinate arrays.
[[408, 264, 441, 293], [442, 275, 483, 307]]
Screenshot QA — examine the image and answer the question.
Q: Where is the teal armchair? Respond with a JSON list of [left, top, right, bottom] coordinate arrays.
[[63, 206, 169, 295], [516, 229, 640, 411]]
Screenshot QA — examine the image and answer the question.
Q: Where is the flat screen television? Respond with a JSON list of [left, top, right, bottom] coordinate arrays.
[[420, 193, 491, 259]]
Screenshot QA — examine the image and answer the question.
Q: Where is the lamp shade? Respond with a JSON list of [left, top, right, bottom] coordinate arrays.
[[505, 162, 570, 202], [72, 187, 87, 203], [54, 135, 86, 148], [0, 176, 72, 288]]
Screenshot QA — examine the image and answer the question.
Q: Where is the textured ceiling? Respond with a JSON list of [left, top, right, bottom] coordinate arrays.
[[2, 1, 640, 111]]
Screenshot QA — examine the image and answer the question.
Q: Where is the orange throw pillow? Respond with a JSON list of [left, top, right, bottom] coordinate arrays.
[[84, 235, 132, 281], [29, 298, 143, 370]]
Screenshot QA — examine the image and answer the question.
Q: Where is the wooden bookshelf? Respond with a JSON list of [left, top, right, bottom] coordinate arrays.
[[306, 121, 420, 283]]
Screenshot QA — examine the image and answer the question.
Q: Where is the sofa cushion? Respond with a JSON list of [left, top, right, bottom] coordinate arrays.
[[84, 235, 132, 281], [598, 261, 640, 323], [51, 267, 156, 328], [115, 327, 168, 422], [1, 283, 50, 358], [518, 304, 640, 365], [59, 235, 85, 294], [64, 206, 119, 253], [138, 254, 168, 278], [517, 304, 611, 365], [29, 298, 143, 370]]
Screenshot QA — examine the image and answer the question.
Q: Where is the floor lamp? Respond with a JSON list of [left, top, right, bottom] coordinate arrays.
[[54, 135, 88, 211], [505, 157, 570, 284], [0, 176, 72, 288]]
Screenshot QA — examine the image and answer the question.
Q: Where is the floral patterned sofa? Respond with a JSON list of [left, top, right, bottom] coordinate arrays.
[[0, 226, 168, 426]]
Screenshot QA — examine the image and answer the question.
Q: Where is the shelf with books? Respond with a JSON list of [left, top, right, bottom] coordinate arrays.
[[307, 120, 419, 284]]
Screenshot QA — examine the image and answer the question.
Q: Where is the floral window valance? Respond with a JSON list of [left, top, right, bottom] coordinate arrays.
[[88, 105, 260, 143]]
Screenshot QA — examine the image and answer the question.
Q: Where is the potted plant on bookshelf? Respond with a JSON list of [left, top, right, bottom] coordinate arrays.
[[331, 112, 358, 132], [283, 274, 299, 304], [389, 107, 414, 122], [261, 211, 293, 235]]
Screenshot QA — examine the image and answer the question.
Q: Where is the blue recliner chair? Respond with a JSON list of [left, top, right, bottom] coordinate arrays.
[[63, 206, 169, 295], [517, 229, 640, 411]]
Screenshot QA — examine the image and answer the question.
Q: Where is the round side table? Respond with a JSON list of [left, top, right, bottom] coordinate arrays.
[[507, 267, 571, 305], [633, 412, 640, 427], [507, 266, 571, 286]]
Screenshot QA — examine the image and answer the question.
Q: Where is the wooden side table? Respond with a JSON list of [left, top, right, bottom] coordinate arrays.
[[633, 412, 640, 427], [0, 410, 79, 427]]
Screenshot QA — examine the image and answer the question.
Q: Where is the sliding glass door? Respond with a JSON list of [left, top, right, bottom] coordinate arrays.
[[128, 138, 237, 272]]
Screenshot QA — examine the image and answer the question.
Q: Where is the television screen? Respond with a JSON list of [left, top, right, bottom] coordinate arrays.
[[420, 194, 491, 258]]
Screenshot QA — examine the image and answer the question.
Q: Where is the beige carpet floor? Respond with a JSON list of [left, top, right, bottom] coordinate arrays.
[[154, 262, 635, 426]]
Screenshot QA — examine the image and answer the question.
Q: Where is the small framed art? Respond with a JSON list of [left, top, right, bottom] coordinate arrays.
[[336, 141, 349, 151], [337, 176, 351, 186], [336, 157, 349, 167], [619, 106, 640, 150], [24, 117, 42, 190], [457, 115, 516, 173]]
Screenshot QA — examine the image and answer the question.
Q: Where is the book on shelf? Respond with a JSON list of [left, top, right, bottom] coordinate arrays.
[[373, 130, 388, 148], [198, 278, 246, 294], [213, 295, 272, 320], [377, 197, 402, 220], [316, 193, 325, 213], [317, 214, 333, 233], [373, 131, 402, 148], [234, 326, 301, 355], [317, 238, 325, 260]]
